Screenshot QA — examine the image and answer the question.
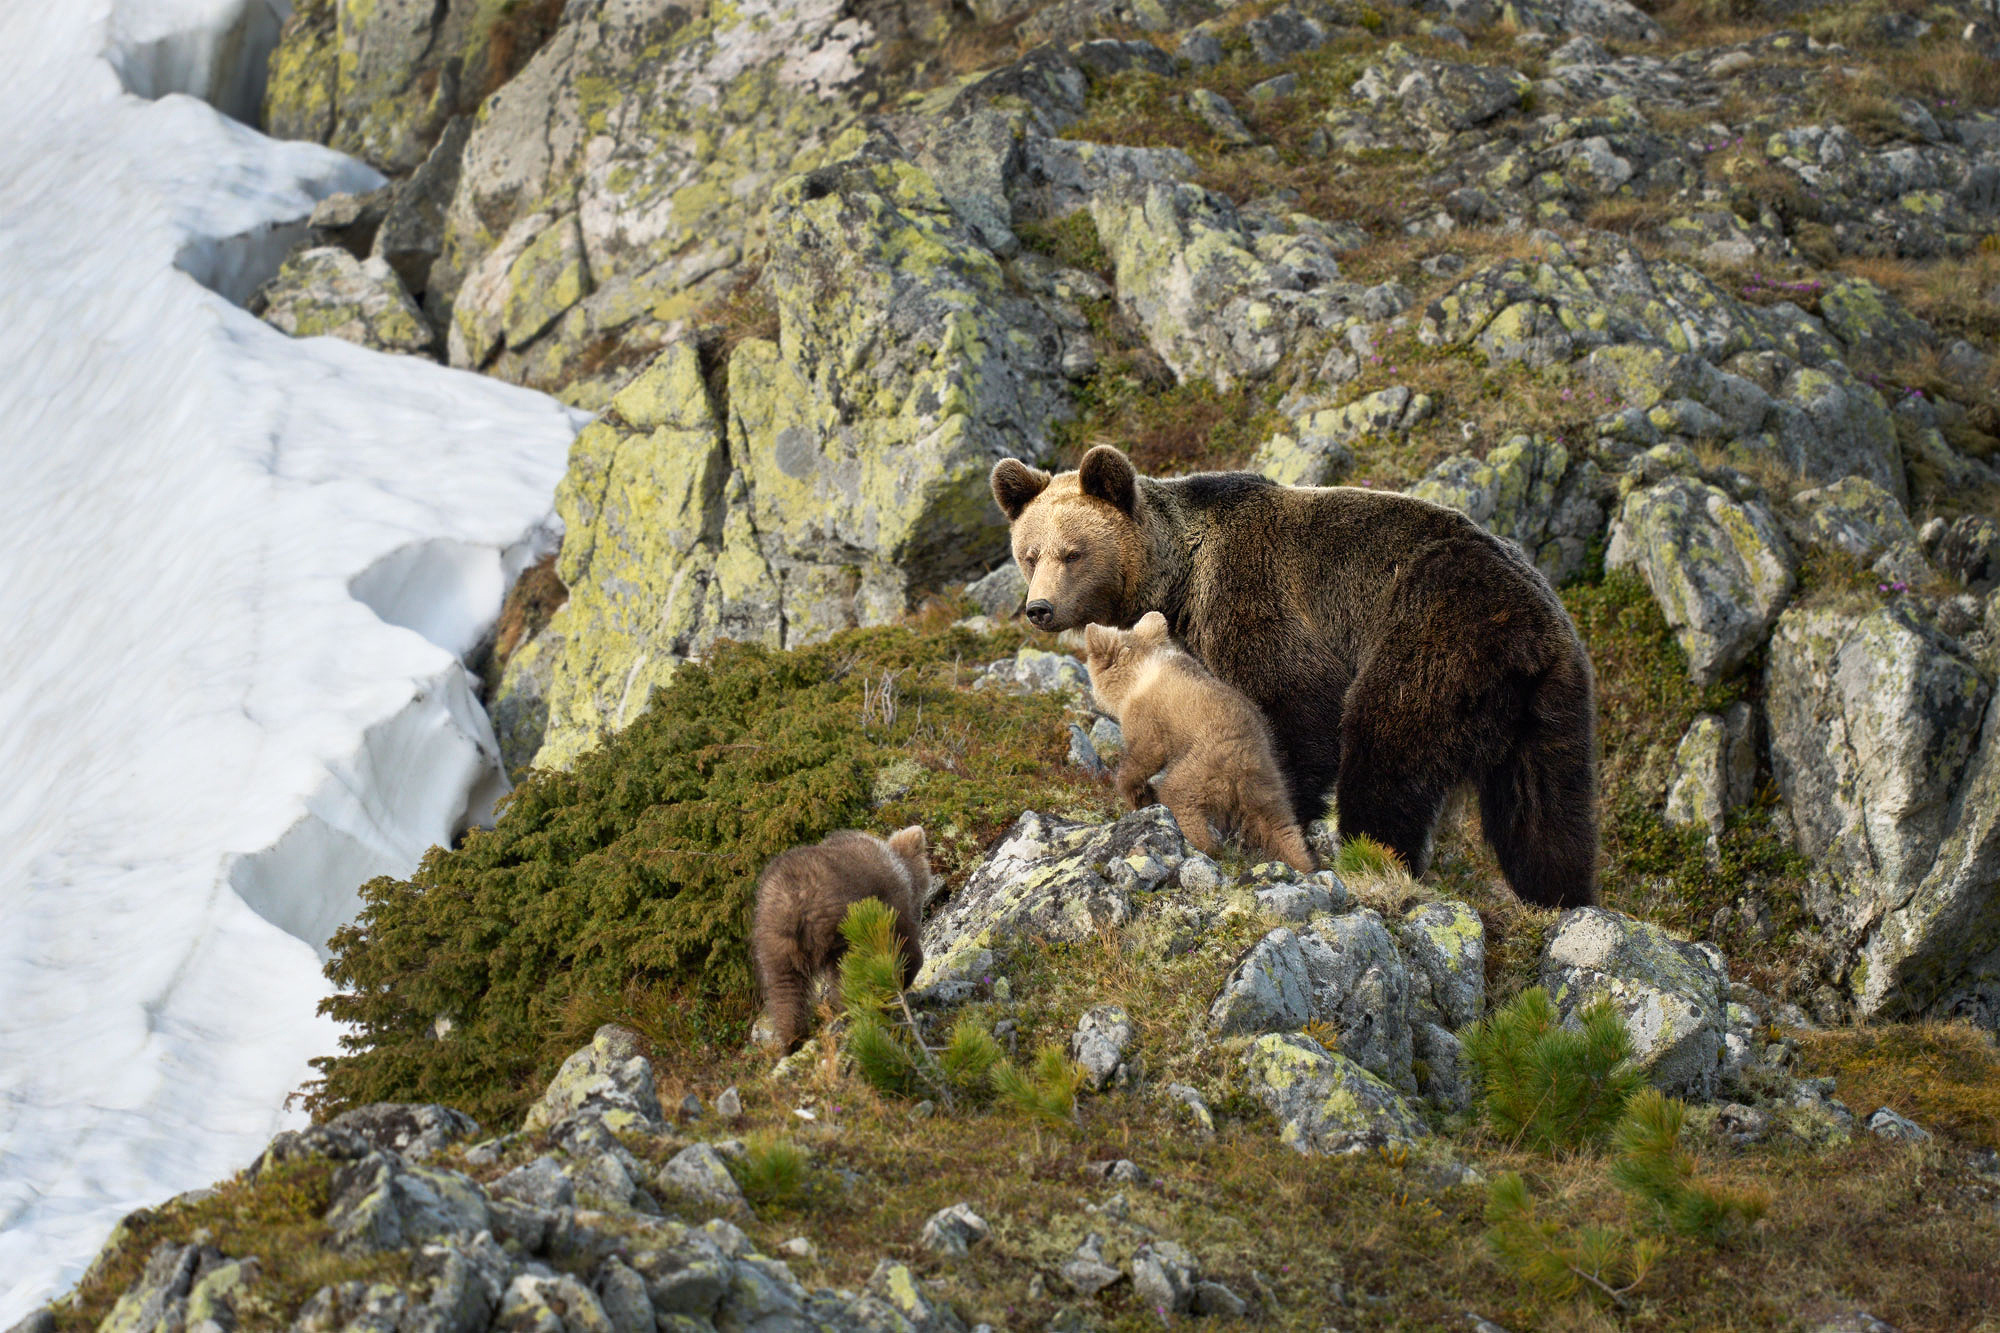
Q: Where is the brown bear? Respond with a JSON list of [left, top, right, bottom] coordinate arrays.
[[752, 826, 930, 1052], [1085, 611, 1316, 872], [991, 445, 1598, 908]]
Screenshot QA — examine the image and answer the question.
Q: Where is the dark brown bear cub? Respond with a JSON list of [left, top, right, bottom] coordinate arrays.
[[992, 445, 1599, 909], [753, 827, 930, 1052], [1085, 612, 1315, 873]]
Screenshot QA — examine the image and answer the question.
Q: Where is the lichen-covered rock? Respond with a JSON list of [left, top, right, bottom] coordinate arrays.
[[497, 1272, 614, 1333], [1818, 276, 1937, 367], [100, 1244, 254, 1333], [975, 647, 1089, 695], [1208, 912, 1414, 1091], [1071, 1005, 1137, 1091], [263, 0, 559, 174], [1767, 601, 1999, 1022], [1663, 702, 1758, 838], [1502, 0, 1662, 42], [655, 1144, 749, 1217], [254, 247, 436, 355], [1606, 476, 1796, 685], [1791, 476, 1928, 584], [918, 1202, 990, 1257], [1130, 1240, 1199, 1314], [1087, 178, 1361, 388], [1253, 386, 1430, 486], [1412, 1021, 1474, 1114], [521, 1024, 665, 1136], [1540, 907, 1730, 1098], [918, 807, 1187, 989], [1410, 435, 1606, 583], [1242, 1033, 1428, 1154], [326, 1152, 492, 1254], [1352, 47, 1532, 136], [1395, 899, 1486, 1031], [433, 0, 899, 400]]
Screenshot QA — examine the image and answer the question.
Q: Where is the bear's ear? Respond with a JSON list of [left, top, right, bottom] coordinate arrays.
[[1133, 611, 1169, 645], [887, 825, 928, 861], [1084, 623, 1118, 660], [1078, 445, 1138, 516], [990, 459, 1052, 520]]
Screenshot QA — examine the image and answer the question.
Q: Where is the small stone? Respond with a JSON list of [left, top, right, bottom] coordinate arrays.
[[714, 1086, 743, 1118], [1865, 1107, 1931, 1143], [1192, 1281, 1249, 1317], [1071, 1005, 1137, 1091], [680, 1093, 705, 1120], [1066, 722, 1104, 775], [1247, 73, 1297, 104], [1178, 28, 1223, 68], [655, 1144, 749, 1215], [1166, 1082, 1215, 1137], [1083, 1158, 1151, 1185], [919, 1202, 990, 1256], [1060, 1234, 1125, 1296], [780, 1236, 815, 1258], [1189, 89, 1256, 145], [1713, 1103, 1770, 1144], [1177, 854, 1224, 893], [1131, 1240, 1198, 1314], [1089, 716, 1123, 762], [991, 976, 1013, 1002]]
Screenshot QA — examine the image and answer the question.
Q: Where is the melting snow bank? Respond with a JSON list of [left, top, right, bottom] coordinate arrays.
[[0, 3, 585, 1317]]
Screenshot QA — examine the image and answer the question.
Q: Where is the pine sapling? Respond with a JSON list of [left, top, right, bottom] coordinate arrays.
[[1463, 986, 1644, 1152], [1610, 1088, 1769, 1243], [1484, 1171, 1662, 1308]]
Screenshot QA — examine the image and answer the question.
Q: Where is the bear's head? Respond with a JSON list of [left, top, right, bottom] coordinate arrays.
[[989, 445, 1144, 632], [1081, 611, 1170, 715]]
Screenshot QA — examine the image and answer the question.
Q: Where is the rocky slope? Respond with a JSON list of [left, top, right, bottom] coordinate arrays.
[[35, 0, 2000, 1325]]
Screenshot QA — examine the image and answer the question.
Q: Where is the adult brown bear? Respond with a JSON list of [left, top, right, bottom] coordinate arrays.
[[990, 445, 1599, 909]]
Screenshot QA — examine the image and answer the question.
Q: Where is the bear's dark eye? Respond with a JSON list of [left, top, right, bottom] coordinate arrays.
[[1062, 551, 1080, 565]]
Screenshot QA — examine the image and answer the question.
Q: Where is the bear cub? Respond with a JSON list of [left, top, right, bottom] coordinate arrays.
[[753, 826, 930, 1052], [1085, 613, 1315, 873]]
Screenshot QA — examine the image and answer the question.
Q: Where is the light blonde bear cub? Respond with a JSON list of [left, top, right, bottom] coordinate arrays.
[[1084, 612, 1315, 873]]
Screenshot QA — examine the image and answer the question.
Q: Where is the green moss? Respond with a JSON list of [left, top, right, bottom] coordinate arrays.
[[1013, 211, 1111, 281], [308, 622, 1111, 1127]]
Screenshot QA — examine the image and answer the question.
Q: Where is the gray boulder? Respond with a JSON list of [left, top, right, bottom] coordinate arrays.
[[522, 1024, 664, 1136], [919, 1202, 990, 1257], [655, 1144, 748, 1217], [1242, 1033, 1429, 1154], [1540, 908, 1731, 1099], [1409, 435, 1606, 584], [254, 246, 437, 355], [325, 1152, 491, 1254], [1131, 1240, 1199, 1314], [1503, 0, 1662, 41], [1767, 601, 2000, 1023], [1071, 1005, 1138, 1091], [1791, 477, 1928, 585], [1606, 476, 1796, 685], [1396, 899, 1487, 1030], [1664, 702, 1759, 838], [918, 808, 1187, 990], [1208, 912, 1414, 1091]]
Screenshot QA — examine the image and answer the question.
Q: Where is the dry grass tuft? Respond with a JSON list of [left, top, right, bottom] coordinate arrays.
[[1797, 1021, 2000, 1152]]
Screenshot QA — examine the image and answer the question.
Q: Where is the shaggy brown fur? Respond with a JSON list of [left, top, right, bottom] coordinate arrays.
[[752, 827, 930, 1052], [993, 446, 1599, 909], [1086, 613, 1315, 872]]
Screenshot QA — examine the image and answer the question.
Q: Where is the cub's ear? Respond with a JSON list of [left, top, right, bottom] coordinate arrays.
[[990, 459, 1052, 520], [1084, 623, 1118, 659], [1133, 611, 1169, 645], [887, 825, 928, 861], [1078, 445, 1138, 516]]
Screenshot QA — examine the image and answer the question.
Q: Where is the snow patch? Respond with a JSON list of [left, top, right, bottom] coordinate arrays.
[[0, 2, 584, 1316]]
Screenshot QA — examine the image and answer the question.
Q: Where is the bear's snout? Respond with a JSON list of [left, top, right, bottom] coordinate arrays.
[[1024, 599, 1056, 629]]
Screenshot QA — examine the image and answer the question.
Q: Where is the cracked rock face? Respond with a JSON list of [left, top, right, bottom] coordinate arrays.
[[1767, 602, 2000, 1023]]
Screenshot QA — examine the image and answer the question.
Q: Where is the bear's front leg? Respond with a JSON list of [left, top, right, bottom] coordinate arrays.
[[1115, 762, 1157, 810]]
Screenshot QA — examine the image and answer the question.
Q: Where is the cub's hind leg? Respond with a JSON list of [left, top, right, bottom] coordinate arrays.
[[1156, 764, 1223, 857]]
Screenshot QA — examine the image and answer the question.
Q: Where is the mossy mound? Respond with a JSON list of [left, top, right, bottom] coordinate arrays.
[[310, 622, 1112, 1127]]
